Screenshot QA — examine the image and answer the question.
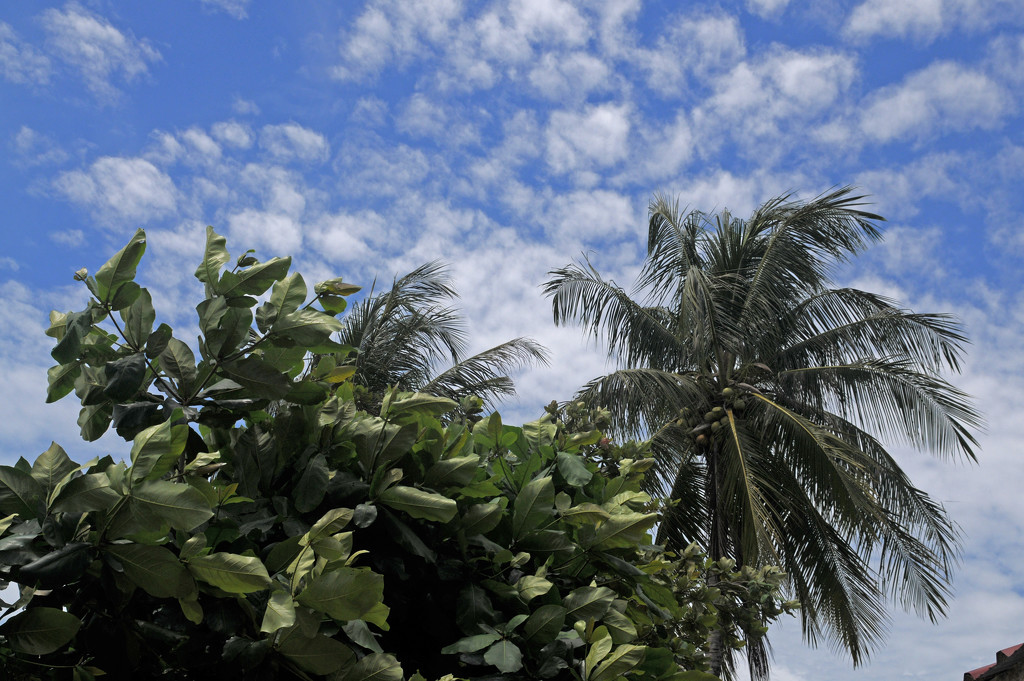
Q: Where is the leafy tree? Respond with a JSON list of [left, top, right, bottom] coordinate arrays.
[[0, 228, 794, 680], [544, 188, 982, 677], [337, 261, 548, 413]]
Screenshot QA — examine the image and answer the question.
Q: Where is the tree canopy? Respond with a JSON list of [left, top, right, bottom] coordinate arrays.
[[544, 188, 982, 676], [0, 228, 794, 680]]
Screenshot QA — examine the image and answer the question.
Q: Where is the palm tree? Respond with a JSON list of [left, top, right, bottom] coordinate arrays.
[[543, 187, 981, 679], [339, 261, 549, 412]]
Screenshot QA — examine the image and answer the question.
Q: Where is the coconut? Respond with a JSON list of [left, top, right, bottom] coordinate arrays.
[[705, 411, 717, 423]]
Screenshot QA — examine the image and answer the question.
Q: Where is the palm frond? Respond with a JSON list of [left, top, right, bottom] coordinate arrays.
[[420, 337, 549, 406]]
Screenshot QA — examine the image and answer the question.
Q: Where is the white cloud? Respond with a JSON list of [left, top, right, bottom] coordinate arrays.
[[259, 123, 330, 163], [351, 97, 389, 127], [210, 121, 252, 149], [11, 126, 68, 166], [56, 156, 177, 223], [860, 61, 1011, 143], [41, 2, 160, 100], [0, 22, 52, 85], [747, 0, 791, 18], [855, 152, 964, 219], [397, 94, 447, 138], [636, 12, 746, 96], [180, 128, 222, 164], [0, 257, 18, 271], [546, 103, 632, 175], [527, 51, 612, 100], [844, 0, 1024, 43], [50, 229, 85, 247], [232, 96, 260, 115], [227, 209, 303, 255], [198, 0, 251, 20], [545, 189, 637, 245]]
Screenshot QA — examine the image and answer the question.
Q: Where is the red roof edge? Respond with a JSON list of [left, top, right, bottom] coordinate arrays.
[[997, 643, 1024, 662], [965, 663, 995, 681]]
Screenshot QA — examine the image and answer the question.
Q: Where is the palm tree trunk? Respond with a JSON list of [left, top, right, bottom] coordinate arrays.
[[707, 441, 728, 678]]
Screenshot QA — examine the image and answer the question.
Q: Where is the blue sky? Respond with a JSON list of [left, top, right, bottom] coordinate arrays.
[[2, 1, 1024, 679]]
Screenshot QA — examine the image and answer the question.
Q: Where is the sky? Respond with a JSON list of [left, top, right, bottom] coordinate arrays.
[[2, 0, 1023, 678]]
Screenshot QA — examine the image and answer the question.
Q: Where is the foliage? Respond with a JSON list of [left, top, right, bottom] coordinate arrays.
[[0, 229, 794, 680], [337, 261, 549, 414], [544, 188, 983, 675]]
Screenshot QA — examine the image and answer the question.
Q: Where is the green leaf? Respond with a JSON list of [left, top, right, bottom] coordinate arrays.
[[31, 442, 77, 501], [484, 640, 523, 673], [130, 420, 188, 483], [187, 552, 272, 593], [269, 272, 307, 315], [261, 589, 296, 634], [77, 403, 113, 442], [104, 352, 147, 401], [94, 229, 146, 303], [423, 455, 480, 489], [120, 288, 156, 349], [306, 508, 354, 543], [591, 644, 646, 681], [51, 473, 120, 513], [440, 633, 500, 654], [278, 630, 355, 675], [560, 502, 611, 525], [602, 607, 638, 643], [129, 479, 213, 531], [284, 380, 328, 405], [585, 628, 614, 677], [339, 652, 402, 681], [379, 485, 457, 523], [145, 323, 173, 359], [46, 362, 82, 403], [106, 544, 193, 598], [456, 584, 498, 636], [516, 575, 553, 602], [293, 454, 329, 513], [343, 619, 383, 653], [297, 567, 385, 622], [591, 512, 657, 549], [460, 499, 504, 536], [194, 226, 230, 287], [522, 417, 557, 450], [314, 278, 361, 297], [512, 476, 554, 538], [271, 308, 344, 346], [563, 586, 615, 622], [160, 338, 197, 390], [219, 356, 292, 400], [219, 256, 291, 297], [522, 604, 566, 644], [383, 393, 458, 418], [556, 451, 593, 487], [0, 607, 81, 655], [0, 465, 44, 517]]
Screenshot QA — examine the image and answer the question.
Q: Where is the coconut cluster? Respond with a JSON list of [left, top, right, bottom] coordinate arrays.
[[674, 386, 748, 449]]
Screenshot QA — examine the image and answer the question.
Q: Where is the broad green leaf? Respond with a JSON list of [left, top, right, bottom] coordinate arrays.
[[0, 607, 81, 655], [121, 288, 155, 349], [46, 362, 82, 403], [456, 584, 498, 636], [484, 640, 523, 673], [585, 628, 614, 677], [261, 589, 296, 634], [383, 393, 458, 418], [307, 508, 354, 543], [440, 633, 500, 655], [103, 352, 147, 401], [602, 607, 638, 643], [278, 630, 355, 675], [564, 586, 615, 622], [460, 499, 504, 536], [94, 229, 146, 303], [194, 226, 229, 286], [16, 543, 93, 586], [556, 451, 593, 487], [160, 338, 197, 390], [271, 308, 344, 346], [560, 503, 611, 525], [128, 479, 213, 531], [522, 417, 557, 450], [591, 644, 646, 681], [339, 652, 402, 681], [512, 476, 554, 538], [516, 575, 553, 602], [324, 365, 357, 384], [200, 303, 252, 358], [106, 544, 193, 598], [220, 356, 292, 400], [284, 380, 328, 405], [179, 596, 203, 624], [269, 272, 307, 315], [522, 604, 566, 644], [188, 552, 272, 593], [0, 466, 44, 517], [343, 619, 383, 653], [130, 420, 188, 483], [314, 277, 361, 296], [145, 323, 173, 359], [379, 485, 457, 522], [31, 442, 77, 500], [297, 567, 385, 622], [293, 453, 329, 513], [50, 309, 92, 364], [77, 403, 113, 442], [219, 256, 291, 297], [591, 512, 657, 549], [423, 455, 480, 489]]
